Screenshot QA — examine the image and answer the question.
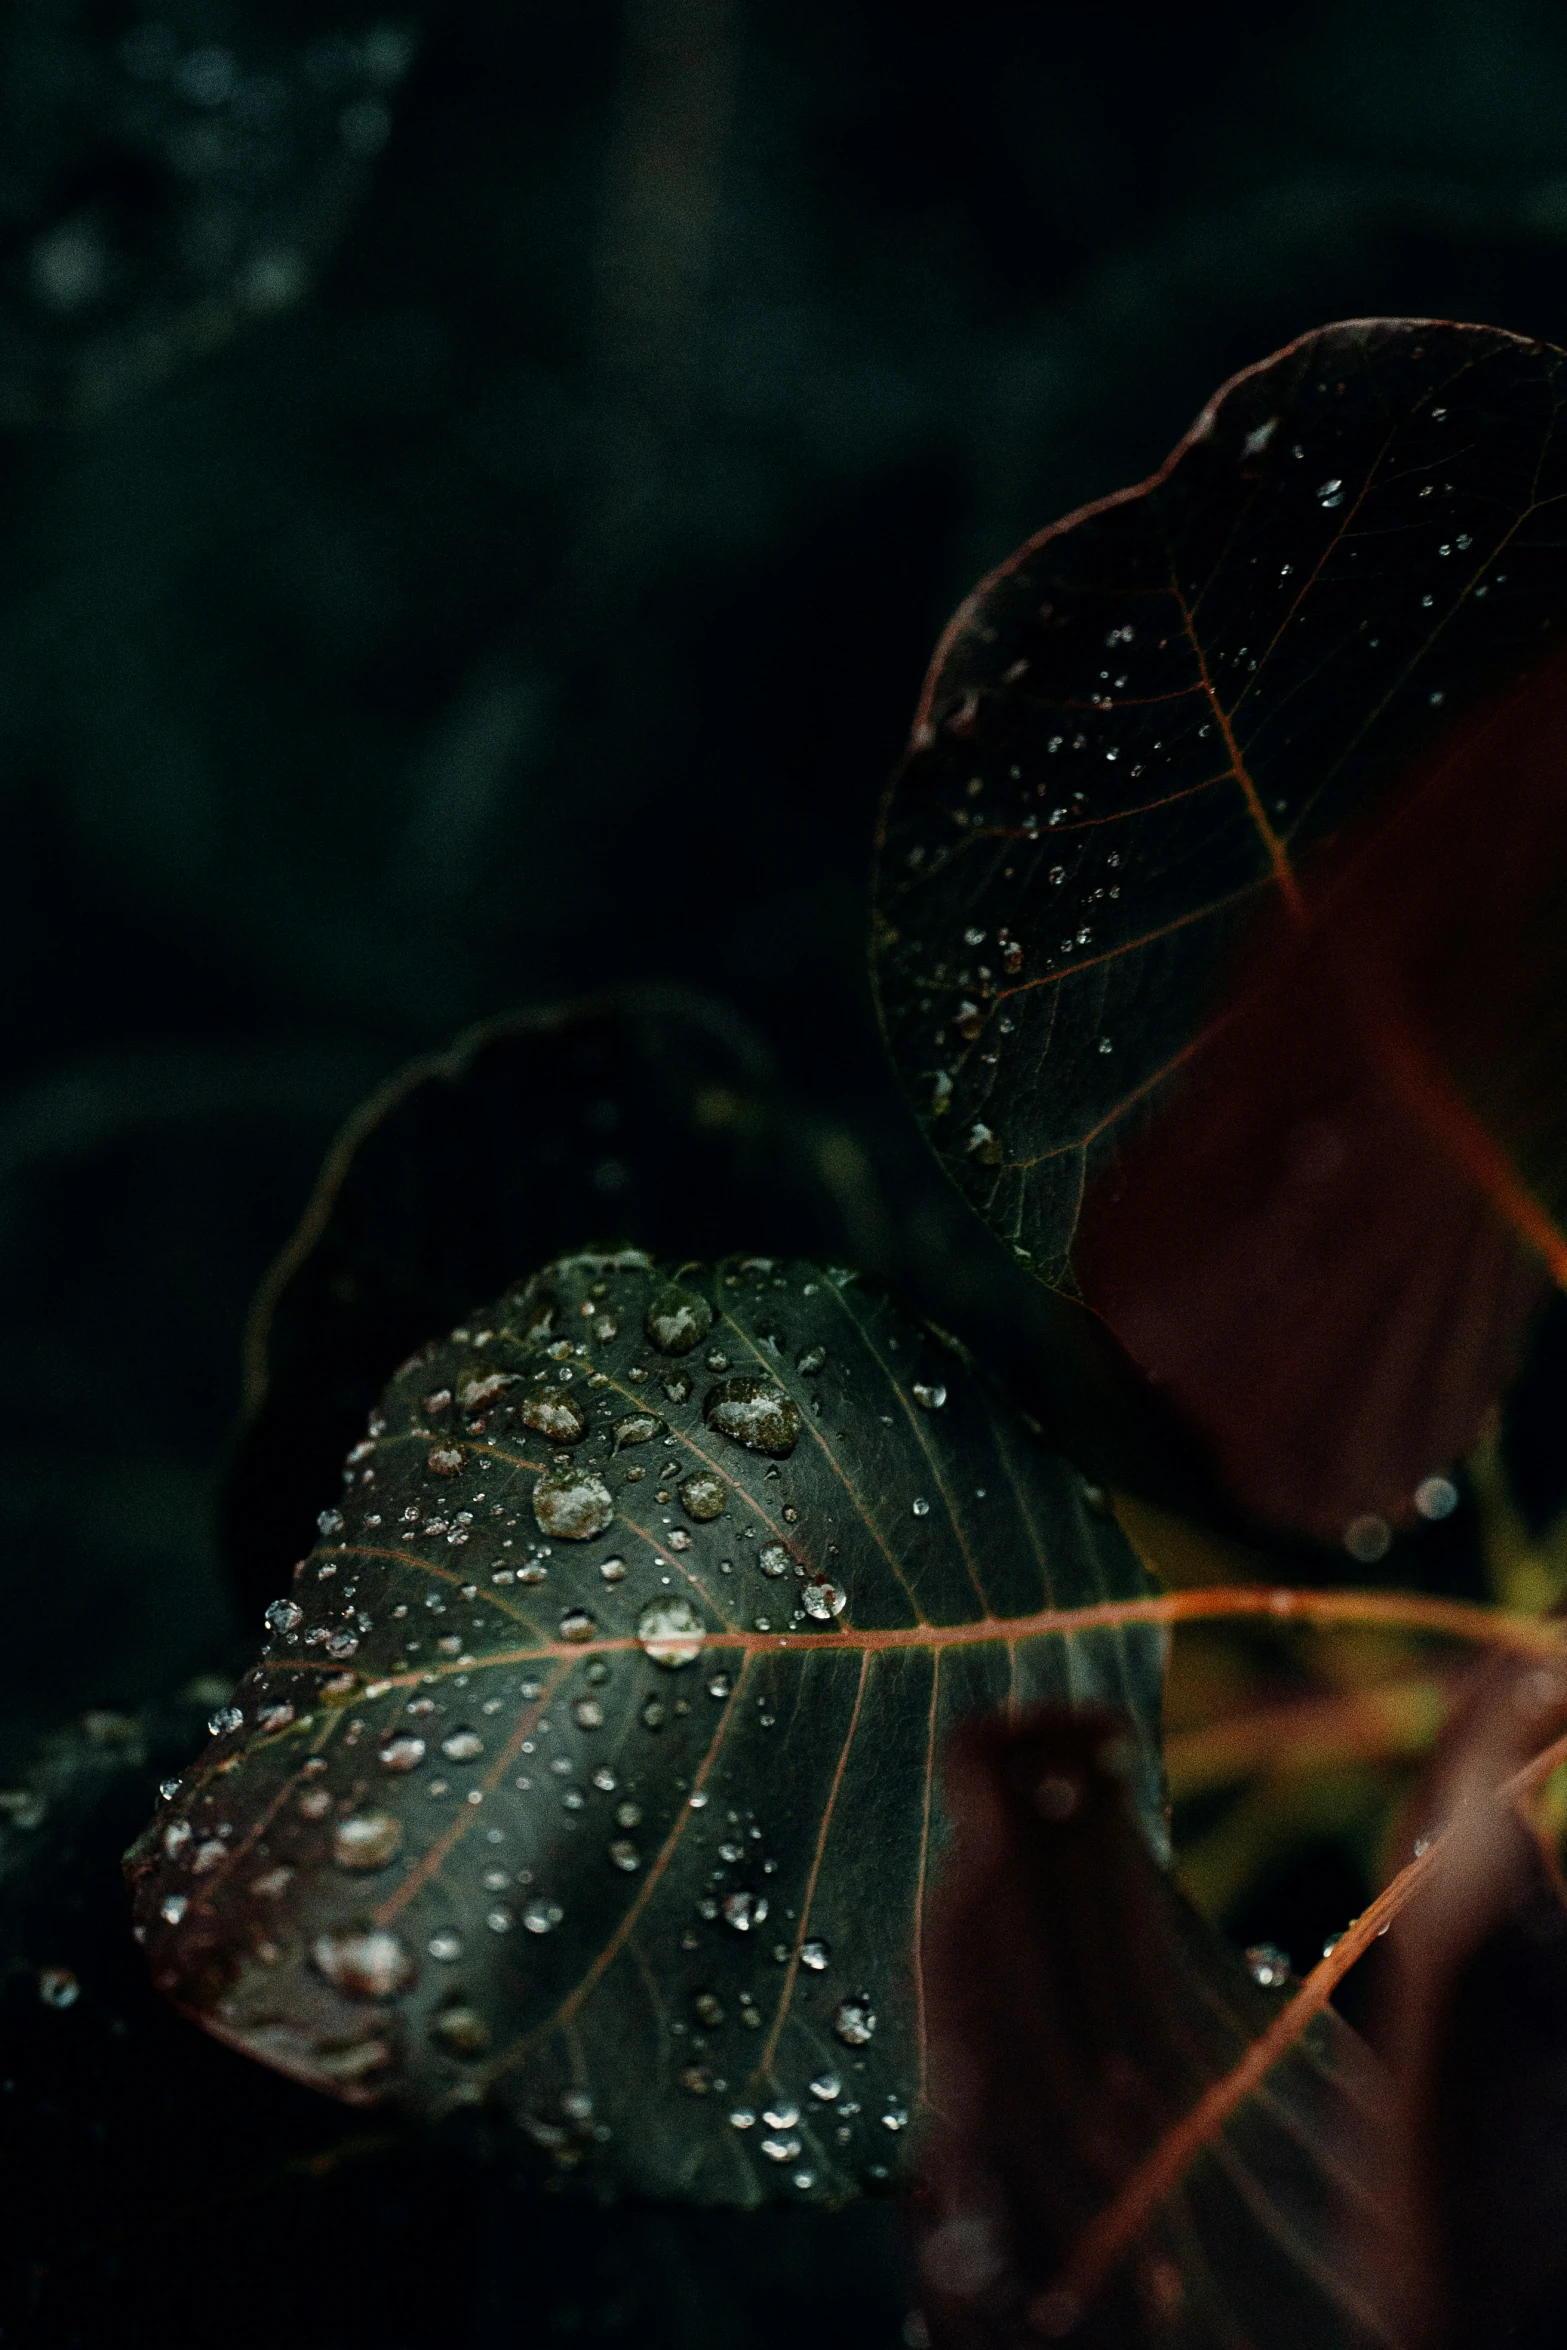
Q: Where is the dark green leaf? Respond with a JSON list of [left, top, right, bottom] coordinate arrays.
[[872, 318, 1567, 1287], [132, 1250, 1164, 2206]]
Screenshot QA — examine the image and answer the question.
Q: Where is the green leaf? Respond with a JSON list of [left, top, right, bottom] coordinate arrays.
[[872, 317, 1567, 1286], [130, 1250, 1164, 2206]]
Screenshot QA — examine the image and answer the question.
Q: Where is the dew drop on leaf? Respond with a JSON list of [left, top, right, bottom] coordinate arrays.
[[645, 1284, 712, 1354], [523, 1898, 564, 1935], [802, 1582, 846, 1620], [440, 1730, 484, 1761], [332, 1812, 402, 1871], [833, 1995, 877, 2045], [637, 1597, 705, 1668], [520, 1389, 588, 1443], [311, 1927, 415, 1999], [703, 1378, 803, 1457], [533, 1468, 614, 1541], [680, 1471, 727, 1520], [379, 1736, 426, 1772]]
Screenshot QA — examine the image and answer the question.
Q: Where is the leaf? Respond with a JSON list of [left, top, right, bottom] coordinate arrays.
[[872, 318, 1567, 1540], [223, 988, 800, 1619], [913, 1703, 1391, 2350], [130, 1249, 1165, 2206]]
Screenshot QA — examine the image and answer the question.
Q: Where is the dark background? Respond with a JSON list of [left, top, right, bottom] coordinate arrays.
[[6, 0, 1567, 2339]]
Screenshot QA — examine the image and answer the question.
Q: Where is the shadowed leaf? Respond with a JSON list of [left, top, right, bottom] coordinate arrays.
[[132, 1250, 1165, 2206], [914, 1707, 1392, 2350], [873, 318, 1567, 1542]]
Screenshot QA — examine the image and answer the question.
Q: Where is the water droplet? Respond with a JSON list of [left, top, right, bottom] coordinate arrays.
[[759, 1542, 791, 1577], [520, 1389, 588, 1443], [159, 1894, 187, 1925], [729, 2108, 756, 2130], [1344, 1514, 1391, 1563], [533, 1468, 614, 1542], [763, 2101, 801, 2128], [379, 1735, 426, 1772], [318, 1508, 345, 1537], [912, 1382, 946, 1410], [428, 1932, 462, 1961], [704, 1378, 803, 1458], [800, 1938, 831, 1971], [441, 1730, 484, 1761], [431, 2002, 490, 2055], [523, 1898, 564, 1934], [1245, 1941, 1291, 1988], [809, 2071, 841, 2101], [614, 1412, 662, 1449], [574, 1698, 605, 1730], [680, 1471, 727, 1522], [1414, 1475, 1458, 1521], [833, 1996, 876, 2045], [761, 2133, 802, 2163], [312, 1927, 415, 1999], [333, 1813, 402, 1871], [427, 1446, 464, 1478], [608, 1838, 641, 1871], [486, 1907, 514, 1934], [803, 1582, 846, 1621], [1317, 478, 1344, 507], [638, 1596, 705, 1667], [723, 1889, 768, 1932], [559, 1608, 598, 1643], [264, 1598, 303, 1635], [795, 1345, 826, 1376], [646, 1284, 713, 1355], [881, 2102, 909, 2132], [207, 1705, 243, 1737], [911, 1498, 930, 1518]]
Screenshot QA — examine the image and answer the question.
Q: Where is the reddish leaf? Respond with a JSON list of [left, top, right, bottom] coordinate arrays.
[[873, 317, 1567, 1541], [914, 1706, 1390, 2349]]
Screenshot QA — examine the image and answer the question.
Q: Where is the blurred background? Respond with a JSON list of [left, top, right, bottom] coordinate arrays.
[[8, 0, 1567, 2338]]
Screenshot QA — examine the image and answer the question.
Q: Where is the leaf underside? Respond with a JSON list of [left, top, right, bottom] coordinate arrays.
[[917, 1710, 1390, 2350], [130, 1251, 1164, 2207], [873, 318, 1567, 1289]]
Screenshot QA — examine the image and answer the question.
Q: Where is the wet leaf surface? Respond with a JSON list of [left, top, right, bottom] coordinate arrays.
[[133, 1251, 1164, 2205], [873, 318, 1567, 1288], [915, 1706, 1390, 2350]]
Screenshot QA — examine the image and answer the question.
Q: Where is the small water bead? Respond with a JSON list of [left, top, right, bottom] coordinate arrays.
[[833, 1996, 876, 2045], [428, 1932, 462, 1961], [1317, 477, 1345, 508], [645, 1285, 712, 1354], [333, 1813, 402, 1871], [573, 1699, 604, 1730], [559, 1608, 598, 1643], [533, 1469, 614, 1542], [616, 1801, 643, 1828], [160, 1894, 187, 1925], [912, 1382, 946, 1410], [704, 1378, 803, 1458], [764, 2102, 801, 2129], [723, 1890, 768, 1932], [486, 1907, 515, 1934], [800, 1938, 831, 1972], [264, 1598, 303, 1635], [312, 1927, 415, 2000], [614, 1413, 662, 1449], [761, 2134, 803, 2163], [431, 2004, 490, 2055], [599, 1556, 628, 1584], [441, 1730, 484, 1761], [38, 1967, 79, 2010], [637, 1596, 705, 1668], [1414, 1475, 1458, 1521], [380, 1736, 426, 1772], [810, 2072, 841, 2102], [758, 1543, 791, 1578], [208, 1705, 243, 1737], [882, 2102, 909, 2132], [523, 1898, 564, 1935], [729, 2109, 756, 2130], [707, 1673, 732, 1700], [608, 1839, 641, 1871], [427, 1446, 464, 1477], [680, 1471, 727, 1521], [1245, 1942, 1292, 1988], [299, 1789, 333, 1820], [802, 1583, 847, 1621], [1344, 1513, 1391, 1563], [318, 1508, 346, 1537], [520, 1389, 588, 1443], [911, 1498, 930, 1518]]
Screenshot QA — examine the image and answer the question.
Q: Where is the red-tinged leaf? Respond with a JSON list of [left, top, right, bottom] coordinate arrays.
[[130, 1251, 1168, 2206], [915, 1706, 1392, 2350], [1351, 1654, 1567, 2347], [873, 318, 1567, 1539], [1074, 650, 1567, 1541]]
